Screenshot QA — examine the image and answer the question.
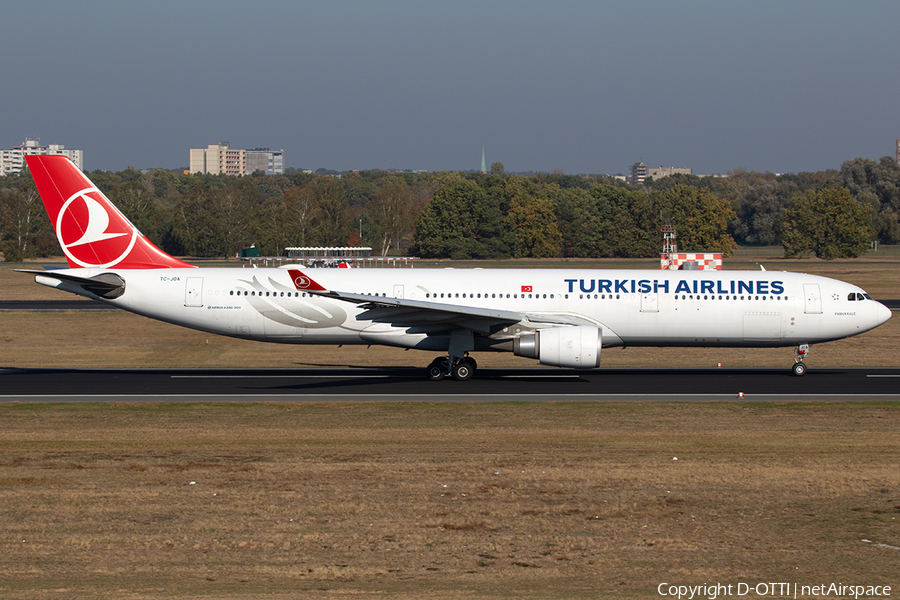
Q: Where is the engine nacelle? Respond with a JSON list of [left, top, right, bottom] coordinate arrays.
[[513, 326, 601, 369]]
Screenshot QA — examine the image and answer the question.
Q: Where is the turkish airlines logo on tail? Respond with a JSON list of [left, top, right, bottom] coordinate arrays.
[[57, 187, 138, 268]]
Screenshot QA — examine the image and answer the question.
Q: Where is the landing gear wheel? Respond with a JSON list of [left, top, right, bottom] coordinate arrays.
[[792, 344, 810, 377], [426, 358, 448, 381], [452, 359, 475, 381]]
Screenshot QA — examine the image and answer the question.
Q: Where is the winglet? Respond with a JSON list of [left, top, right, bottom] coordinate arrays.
[[287, 269, 327, 291]]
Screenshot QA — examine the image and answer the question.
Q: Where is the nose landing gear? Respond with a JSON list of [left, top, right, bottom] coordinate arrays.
[[792, 344, 810, 376]]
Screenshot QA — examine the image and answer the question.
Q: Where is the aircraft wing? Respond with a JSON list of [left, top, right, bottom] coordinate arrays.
[[289, 269, 525, 334], [288, 269, 597, 334], [311, 288, 524, 334]]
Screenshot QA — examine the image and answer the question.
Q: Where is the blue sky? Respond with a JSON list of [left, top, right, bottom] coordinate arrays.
[[3, 1, 898, 174]]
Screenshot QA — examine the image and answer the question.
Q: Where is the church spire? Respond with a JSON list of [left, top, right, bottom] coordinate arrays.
[[480, 147, 487, 174]]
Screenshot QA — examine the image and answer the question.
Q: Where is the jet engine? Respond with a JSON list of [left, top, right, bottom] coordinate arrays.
[[513, 326, 601, 369]]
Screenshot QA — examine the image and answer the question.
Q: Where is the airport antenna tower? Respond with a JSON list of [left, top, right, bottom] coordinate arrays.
[[481, 148, 487, 174], [661, 220, 677, 270]]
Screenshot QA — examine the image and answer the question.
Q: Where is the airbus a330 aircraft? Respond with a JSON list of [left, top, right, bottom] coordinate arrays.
[[20, 155, 891, 380]]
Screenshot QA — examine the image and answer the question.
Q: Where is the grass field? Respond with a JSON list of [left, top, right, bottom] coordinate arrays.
[[0, 402, 898, 599], [1, 257, 899, 598]]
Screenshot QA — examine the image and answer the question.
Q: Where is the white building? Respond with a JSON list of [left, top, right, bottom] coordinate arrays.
[[189, 142, 283, 176], [1, 139, 84, 176]]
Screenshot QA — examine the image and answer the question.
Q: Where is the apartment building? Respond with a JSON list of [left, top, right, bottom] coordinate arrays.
[[1, 138, 84, 176], [189, 142, 283, 175]]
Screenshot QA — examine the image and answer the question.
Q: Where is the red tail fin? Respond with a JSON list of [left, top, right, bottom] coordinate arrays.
[[26, 155, 194, 269]]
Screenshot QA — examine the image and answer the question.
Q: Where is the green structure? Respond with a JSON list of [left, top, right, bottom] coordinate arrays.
[[480, 147, 486, 174]]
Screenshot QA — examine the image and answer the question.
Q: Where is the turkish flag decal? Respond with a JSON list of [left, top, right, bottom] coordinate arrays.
[[521, 285, 533, 293]]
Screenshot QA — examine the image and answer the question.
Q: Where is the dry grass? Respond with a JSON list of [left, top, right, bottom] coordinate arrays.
[[0, 403, 898, 599]]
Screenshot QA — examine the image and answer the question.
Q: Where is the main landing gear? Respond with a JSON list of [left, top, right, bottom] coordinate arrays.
[[426, 356, 478, 381], [792, 344, 810, 377]]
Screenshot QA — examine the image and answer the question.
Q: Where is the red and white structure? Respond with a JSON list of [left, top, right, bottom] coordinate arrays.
[[659, 222, 722, 270], [661, 252, 723, 271]]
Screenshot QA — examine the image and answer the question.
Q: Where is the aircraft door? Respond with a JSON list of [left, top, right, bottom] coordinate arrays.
[[185, 277, 203, 307], [640, 292, 658, 313], [803, 283, 822, 314], [393, 285, 404, 299]]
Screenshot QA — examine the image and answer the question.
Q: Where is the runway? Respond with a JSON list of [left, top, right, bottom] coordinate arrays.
[[2, 366, 899, 402]]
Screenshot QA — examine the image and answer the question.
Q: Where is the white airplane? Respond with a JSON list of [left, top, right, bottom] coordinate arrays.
[[20, 155, 892, 380]]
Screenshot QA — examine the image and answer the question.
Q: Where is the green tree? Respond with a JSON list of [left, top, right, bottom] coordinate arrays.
[[369, 176, 411, 256], [253, 197, 289, 256], [650, 185, 737, 256], [840, 157, 900, 244], [504, 179, 561, 258], [0, 173, 56, 260], [731, 181, 795, 246], [312, 177, 351, 246], [490, 162, 505, 177], [282, 185, 322, 247], [412, 178, 509, 259], [173, 179, 257, 257], [552, 185, 656, 258], [782, 187, 872, 260]]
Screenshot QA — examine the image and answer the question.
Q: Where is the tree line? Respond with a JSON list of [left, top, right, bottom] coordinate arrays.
[[2, 156, 898, 262]]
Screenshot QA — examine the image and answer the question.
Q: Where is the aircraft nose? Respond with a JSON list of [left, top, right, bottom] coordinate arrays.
[[874, 300, 892, 326]]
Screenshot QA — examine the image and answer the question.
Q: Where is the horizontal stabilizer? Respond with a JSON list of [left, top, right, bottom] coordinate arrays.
[[17, 270, 126, 299]]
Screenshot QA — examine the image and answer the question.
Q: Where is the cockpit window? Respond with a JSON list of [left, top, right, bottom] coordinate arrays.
[[848, 293, 858, 301]]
